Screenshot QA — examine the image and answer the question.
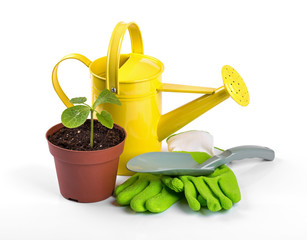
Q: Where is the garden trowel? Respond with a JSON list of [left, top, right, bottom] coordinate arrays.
[[126, 145, 275, 176]]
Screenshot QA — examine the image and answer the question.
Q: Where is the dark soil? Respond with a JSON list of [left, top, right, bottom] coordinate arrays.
[[48, 119, 125, 151]]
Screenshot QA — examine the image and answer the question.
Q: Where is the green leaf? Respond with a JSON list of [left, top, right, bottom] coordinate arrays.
[[61, 105, 90, 128], [96, 110, 113, 129], [93, 89, 121, 109], [69, 97, 87, 104]]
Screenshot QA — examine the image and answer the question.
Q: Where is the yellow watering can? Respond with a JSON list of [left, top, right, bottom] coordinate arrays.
[[52, 22, 250, 175]]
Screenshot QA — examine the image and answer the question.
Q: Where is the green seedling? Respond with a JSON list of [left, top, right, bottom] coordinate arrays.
[[61, 89, 121, 148]]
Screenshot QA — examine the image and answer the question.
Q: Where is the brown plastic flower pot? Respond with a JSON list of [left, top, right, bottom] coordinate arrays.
[[46, 123, 126, 203]]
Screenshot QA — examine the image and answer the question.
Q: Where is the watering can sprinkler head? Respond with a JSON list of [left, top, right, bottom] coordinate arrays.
[[221, 65, 250, 107]]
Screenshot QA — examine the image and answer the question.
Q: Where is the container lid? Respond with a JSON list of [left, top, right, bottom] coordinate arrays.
[[118, 53, 164, 83]]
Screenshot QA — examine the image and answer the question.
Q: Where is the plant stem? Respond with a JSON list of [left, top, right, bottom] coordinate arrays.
[[83, 103, 92, 109], [90, 109, 94, 148]]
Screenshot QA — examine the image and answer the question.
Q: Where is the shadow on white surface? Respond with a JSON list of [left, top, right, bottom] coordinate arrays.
[[228, 156, 278, 187], [9, 164, 59, 200]]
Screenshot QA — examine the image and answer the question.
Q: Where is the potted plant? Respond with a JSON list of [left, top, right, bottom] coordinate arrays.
[[46, 89, 126, 203]]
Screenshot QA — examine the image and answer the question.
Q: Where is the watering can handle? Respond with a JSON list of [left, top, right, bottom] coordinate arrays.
[[107, 22, 144, 95], [52, 53, 92, 107]]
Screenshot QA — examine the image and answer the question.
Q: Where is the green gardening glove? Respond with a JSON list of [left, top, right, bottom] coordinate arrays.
[[163, 165, 241, 212], [165, 130, 240, 211], [115, 173, 183, 213]]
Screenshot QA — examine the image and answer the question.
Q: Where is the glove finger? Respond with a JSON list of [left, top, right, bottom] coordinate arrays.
[[197, 195, 207, 207], [115, 174, 139, 196], [192, 177, 221, 212], [130, 179, 163, 212], [162, 176, 184, 192], [205, 178, 233, 210], [219, 173, 241, 204], [116, 177, 150, 205], [146, 187, 182, 213], [180, 176, 201, 211]]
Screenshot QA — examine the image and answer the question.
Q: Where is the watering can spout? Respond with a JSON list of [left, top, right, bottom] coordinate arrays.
[[157, 86, 228, 141], [157, 65, 250, 141]]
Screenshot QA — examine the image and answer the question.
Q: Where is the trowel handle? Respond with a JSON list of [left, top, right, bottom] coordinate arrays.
[[201, 145, 275, 170]]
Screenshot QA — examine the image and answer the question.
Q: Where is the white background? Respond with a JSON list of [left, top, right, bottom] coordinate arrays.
[[1, 0, 306, 239]]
